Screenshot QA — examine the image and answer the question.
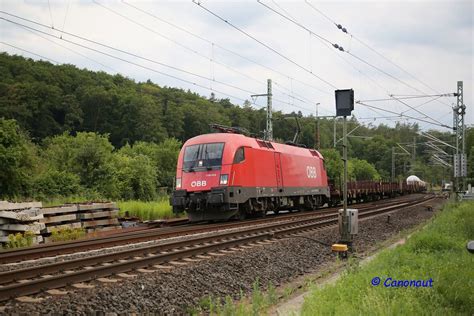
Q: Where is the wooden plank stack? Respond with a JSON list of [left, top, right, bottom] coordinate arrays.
[[0, 201, 45, 245]]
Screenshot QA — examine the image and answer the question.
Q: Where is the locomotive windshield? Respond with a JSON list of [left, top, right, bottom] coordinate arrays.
[[183, 142, 224, 171]]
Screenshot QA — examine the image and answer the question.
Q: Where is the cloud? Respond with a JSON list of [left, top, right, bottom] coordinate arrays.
[[0, 0, 472, 128]]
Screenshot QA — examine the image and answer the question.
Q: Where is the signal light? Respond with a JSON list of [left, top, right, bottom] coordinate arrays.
[[176, 178, 182, 189]]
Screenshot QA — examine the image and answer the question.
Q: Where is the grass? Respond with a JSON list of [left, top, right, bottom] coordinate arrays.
[[41, 195, 179, 221], [193, 279, 278, 316], [117, 198, 178, 221], [41, 194, 107, 207], [301, 201, 474, 315]]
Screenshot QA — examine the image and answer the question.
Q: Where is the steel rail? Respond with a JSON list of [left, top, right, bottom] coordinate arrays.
[[0, 195, 436, 301], [0, 194, 428, 264]]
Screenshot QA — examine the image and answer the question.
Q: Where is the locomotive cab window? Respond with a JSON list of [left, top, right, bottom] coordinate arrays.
[[183, 142, 224, 171], [233, 147, 245, 164]]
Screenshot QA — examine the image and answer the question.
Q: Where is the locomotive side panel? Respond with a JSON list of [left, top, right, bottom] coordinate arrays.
[[278, 153, 329, 191], [230, 148, 278, 188]]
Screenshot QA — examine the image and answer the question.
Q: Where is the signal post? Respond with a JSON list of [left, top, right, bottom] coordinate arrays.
[[332, 89, 358, 256]]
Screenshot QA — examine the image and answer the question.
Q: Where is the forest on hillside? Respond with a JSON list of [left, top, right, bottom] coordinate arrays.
[[1, 53, 473, 201]]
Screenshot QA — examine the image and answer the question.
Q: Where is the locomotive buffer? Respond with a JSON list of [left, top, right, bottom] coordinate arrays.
[[333, 89, 359, 256]]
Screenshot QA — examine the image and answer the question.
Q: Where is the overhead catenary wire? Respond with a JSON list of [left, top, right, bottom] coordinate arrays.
[[357, 101, 451, 129], [355, 115, 408, 121], [400, 96, 443, 115], [1, 41, 59, 64], [260, 0, 421, 93], [0, 16, 253, 104], [60, 0, 71, 37], [93, 1, 265, 90], [257, 1, 452, 127], [304, 0, 452, 108], [122, 0, 331, 97], [93, 1, 322, 114], [17, 23, 119, 73], [0, 13, 319, 116], [259, 1, 387, 118], [1, 14, 317, 114], [47, 0, 54, 28], [0, 12, 260, 96], [192, 0, 338, 90], [359, 93, 456, 103]]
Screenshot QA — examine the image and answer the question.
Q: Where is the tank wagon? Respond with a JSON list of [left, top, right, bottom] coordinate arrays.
[[170, 132, 330, 221], [171, 131, 426, 222]]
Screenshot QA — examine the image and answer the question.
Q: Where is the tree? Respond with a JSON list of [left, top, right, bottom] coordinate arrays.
[[348, 158, 380, 181], [118, 138, 182, 190], [0, 52, 459, 189], [114, 153, 158, 201], [42, 132, 118, 198], [0, 118, 36, 198], [319, 148, 343, 185]]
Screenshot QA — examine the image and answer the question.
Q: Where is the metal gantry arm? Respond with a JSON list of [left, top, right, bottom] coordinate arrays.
[[335, 124, 368, 145], [421, 132, 456, 150], [431, 154, 452, 168], [251, 79, 273, 141], [396, 143, 411, 155], [425, 142, 450, 156]]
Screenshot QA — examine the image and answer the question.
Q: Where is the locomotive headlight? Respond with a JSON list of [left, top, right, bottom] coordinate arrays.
[[176, 178, 182, 189], [220, 174, 229, 185]]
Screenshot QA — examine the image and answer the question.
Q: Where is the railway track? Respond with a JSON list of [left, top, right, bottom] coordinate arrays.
[[0, 194, 436, 302], [0, 194, 427, 264]]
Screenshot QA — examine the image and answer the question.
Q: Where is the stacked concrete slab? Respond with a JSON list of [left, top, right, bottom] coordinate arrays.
[[1, 201, 122, 245], [41, 202, 121, 242], [0, 201, 45, 245]]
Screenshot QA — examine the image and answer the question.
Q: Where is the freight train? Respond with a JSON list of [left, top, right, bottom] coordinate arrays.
[[170, 130, 425, 221]]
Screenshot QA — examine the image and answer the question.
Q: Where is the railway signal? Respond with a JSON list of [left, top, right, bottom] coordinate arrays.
[[334, 89, 358, 250]]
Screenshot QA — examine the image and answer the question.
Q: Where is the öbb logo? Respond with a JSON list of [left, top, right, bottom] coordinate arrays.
[[191, 180, 207, 187], [306, 166, 317, 179]]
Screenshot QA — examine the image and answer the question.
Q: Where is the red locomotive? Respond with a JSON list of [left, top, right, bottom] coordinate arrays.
[[171, 131, 330, 221], [171, 128, 426, 221]]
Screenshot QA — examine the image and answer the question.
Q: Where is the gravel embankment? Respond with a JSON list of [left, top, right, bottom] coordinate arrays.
[[1, 196, 444, 314], [0, 217, 301, 273]]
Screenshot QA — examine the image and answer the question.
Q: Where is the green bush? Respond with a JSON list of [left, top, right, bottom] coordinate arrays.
[[50, 227, 86, 242], [42, 132, 118, 198], [33, 169, 81, 198], [4, 231, 36, 249], [118, 138, 181, 189], [349, 158, 381, 181], [114, 153, 158, 201]]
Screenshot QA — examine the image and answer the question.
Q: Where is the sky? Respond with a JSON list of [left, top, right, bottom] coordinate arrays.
[[1, 0, 472, 132]]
